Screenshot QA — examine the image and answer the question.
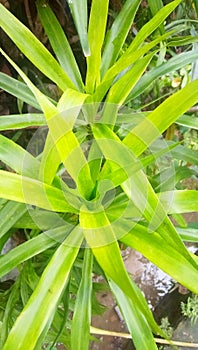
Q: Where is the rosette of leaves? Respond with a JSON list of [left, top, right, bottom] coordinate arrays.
[[0, 1, 198, 349]]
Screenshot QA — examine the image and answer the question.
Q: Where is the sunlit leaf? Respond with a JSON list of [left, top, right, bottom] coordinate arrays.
[[0, 114, 46, 130], [0, 201, 26, 241], [68, 0, 89, 56], [110, 280, 158, 350], [0, 134, 40, 178], [0, 73, 41, 110], [0, 170, 79, 213], [101, 0, 141, 76], [127, 50, 198, 101], [37, 0, 84, 91], [159, 190, 198, 213], [0, 4, 76, 90], [123, 78, 198, 156], [128, 0, 181, 52], [71, 249, 93, 350], [80, 205, 162, 335], [120, 223, 198, 294], [86, 0, 109, 93], [147, 0, 164, 34], [0, 224, 73, 278], [3, 227, 83, 350]]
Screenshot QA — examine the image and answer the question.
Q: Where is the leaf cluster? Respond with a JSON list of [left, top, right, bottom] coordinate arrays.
[[0, 1, 198, 349]]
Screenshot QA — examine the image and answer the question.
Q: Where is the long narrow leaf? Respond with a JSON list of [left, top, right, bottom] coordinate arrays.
[[13, 208, 70, 230], [0, 114, 46, 130], [120, 223, 198, 294], [92, 124, 196, 265], [0, 73, 41, 110], [123, 78, 198, 156], [168, 35, 198, 46], [3, 227, 83, 350], [71, 249, 93, 350], [102, 32, 172, 84], [159, 190, 198, 213], [193, 0, 198, 16], [1, 49, 94, 198], [80, 205, 162, 335], [0, 201, 26, 240], [88, 141, 103, 183], [0, 4, 76, 91], [127, 50, 198, 101], [0, 134, 40, 178], [175, 114, 198, 130], [147, 0, 164, 34], [148, 0, 163, 17], [99, 142, 180, 188], [48, 92, 94, 198], [176, 225, 198, 242], [0, 48, 59, 117], [101, 52, 155, 124], [38, 131, 61, 185], [0, 224, 73, 278], [86, 0, 109, 93], [68, 0, 89, 56], [110, 280, 158, 350], [108, 52, 155, 106], [101, 0, 141, 77], [170, 143, 198, 165], [93, 32, 174, 104], [122, 173, 196, 264], [0, 170, 79, 213], [128, 0, 181, 52], [37, 0, 84, 91]]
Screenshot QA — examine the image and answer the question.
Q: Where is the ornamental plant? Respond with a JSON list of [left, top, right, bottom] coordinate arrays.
[[0, 1, 198, 349]]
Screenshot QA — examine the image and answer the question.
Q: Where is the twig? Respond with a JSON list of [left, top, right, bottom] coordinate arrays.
[[90, 326, 198, 348], [155, 337, 198, 348]]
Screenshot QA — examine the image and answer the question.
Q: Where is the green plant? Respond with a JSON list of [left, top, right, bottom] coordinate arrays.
[[0, 1, 198, 349], [158, 317, 173, 350], [181, 294, 198, 324], [160, 317, 173, 339]]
